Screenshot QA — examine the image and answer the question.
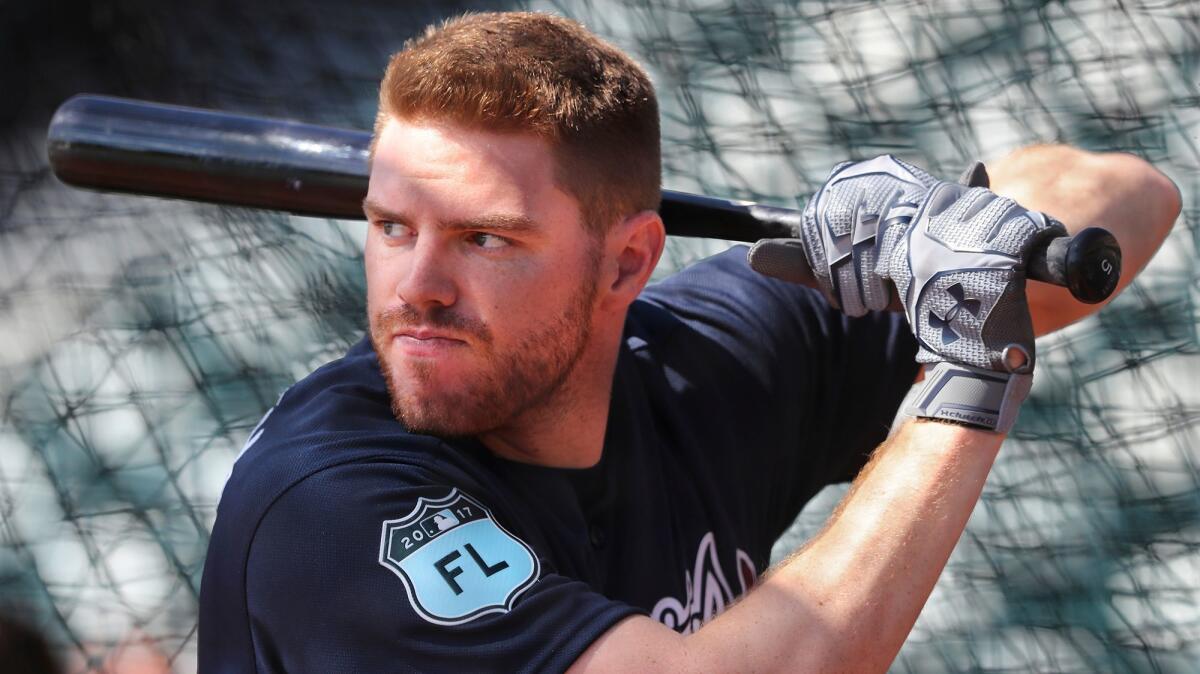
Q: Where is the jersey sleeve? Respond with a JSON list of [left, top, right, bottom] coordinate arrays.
[[244, 459, 639, 673], [637, 246, 919, 542]]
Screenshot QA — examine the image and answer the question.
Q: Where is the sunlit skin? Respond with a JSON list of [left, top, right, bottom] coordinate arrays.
[[364, 118, 665, 468]]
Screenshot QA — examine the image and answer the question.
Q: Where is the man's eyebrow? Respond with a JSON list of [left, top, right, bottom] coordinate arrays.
[[362, 198, 538, 233], [362, 197, 408, 223], [442, 214, 538, 232]]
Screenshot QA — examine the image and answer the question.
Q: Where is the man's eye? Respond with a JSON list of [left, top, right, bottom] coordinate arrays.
[[380, 222, 413, 240], [469, 232, 510, 249]]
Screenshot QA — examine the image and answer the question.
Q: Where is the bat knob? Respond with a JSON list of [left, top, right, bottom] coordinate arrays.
[[1027, 226, 1122, 304], [1063, 227, 1121, 304]]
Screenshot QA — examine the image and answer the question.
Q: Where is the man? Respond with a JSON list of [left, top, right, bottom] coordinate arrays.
[[198, 11, 1179, 673]]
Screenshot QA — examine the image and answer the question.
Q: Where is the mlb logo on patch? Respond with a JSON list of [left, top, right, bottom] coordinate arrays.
[[379, 489, 540, 625]]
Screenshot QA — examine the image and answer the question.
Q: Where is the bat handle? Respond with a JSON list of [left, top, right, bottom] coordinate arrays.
[[747, 226, 1123, 305]]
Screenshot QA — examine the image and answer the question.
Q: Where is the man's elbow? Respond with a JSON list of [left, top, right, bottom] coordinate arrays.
[[1099, 151, 1181, 241], [1145, 159, 1182, 238]]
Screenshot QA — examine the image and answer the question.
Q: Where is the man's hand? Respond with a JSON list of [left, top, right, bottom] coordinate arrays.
[[891, 173, 1065, 432], [759, 155, 1068, 432], [796, 155, 938, 317]]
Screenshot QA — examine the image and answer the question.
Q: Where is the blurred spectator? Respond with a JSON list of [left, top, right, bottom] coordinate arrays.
[[0, 609, 60, 674]]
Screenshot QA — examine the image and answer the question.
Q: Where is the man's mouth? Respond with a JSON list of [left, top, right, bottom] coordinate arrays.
[[390, 329, 468, 355]]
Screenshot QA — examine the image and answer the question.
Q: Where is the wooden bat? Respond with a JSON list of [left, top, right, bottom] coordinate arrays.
[[46, 94, 1122, 303]]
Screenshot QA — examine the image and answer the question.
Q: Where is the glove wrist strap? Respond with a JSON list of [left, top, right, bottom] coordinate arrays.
[[905, 362, 1032, 433]]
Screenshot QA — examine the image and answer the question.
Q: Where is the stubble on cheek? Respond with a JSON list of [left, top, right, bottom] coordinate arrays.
[[367, 267, 598, 439], [377, 350, 450, 431], [368, 303, 490, 435]]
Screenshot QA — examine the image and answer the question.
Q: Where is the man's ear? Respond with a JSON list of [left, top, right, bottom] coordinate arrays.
[[600, 209, 666, 311]]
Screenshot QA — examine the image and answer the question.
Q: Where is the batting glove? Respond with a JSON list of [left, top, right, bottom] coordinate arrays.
[[754, 155, 1066, 433]]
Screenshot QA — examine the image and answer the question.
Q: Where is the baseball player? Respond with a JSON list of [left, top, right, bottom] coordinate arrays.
[[198, 11, 1179, 673]]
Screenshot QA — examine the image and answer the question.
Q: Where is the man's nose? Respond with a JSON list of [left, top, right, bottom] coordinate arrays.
[[395, 235, 457, 309]]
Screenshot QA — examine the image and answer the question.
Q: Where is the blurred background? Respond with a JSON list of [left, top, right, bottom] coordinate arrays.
[[1, 0, 1196, 671]]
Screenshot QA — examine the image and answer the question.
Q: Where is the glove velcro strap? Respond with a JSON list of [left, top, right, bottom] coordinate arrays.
[[905, 362, 1032, 433]]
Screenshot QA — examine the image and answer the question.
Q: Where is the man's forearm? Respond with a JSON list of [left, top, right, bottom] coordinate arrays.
[[572, 420, 1002, 673], [691, 420, 1000, 672]]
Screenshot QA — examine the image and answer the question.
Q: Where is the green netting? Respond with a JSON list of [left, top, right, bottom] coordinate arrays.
[[1, 0, 1196, 671]]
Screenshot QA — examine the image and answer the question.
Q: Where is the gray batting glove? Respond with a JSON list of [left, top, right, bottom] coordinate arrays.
[[799, 155, 939, 316], [754, 155, 1067, 433]]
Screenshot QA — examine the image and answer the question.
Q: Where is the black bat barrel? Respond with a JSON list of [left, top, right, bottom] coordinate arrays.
[[47, 94, 789, 240], [48, 94, 371, 219]]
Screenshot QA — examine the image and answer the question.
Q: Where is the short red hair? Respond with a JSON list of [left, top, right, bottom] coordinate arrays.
[[373, 12, 661, 234]]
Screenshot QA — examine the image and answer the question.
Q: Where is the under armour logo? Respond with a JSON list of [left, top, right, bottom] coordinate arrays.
[[928, 283, 981, 345]]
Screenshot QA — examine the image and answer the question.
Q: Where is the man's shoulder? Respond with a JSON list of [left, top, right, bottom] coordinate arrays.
[[634, 245, 828, 334], [198, 343, 520, 673], [627, 245, 838, 370], [217, 337, 468, 533], [268, 336, 397, 438]]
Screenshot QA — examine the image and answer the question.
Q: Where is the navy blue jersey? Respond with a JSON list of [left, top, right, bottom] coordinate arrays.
[[199, 246, 918, 673]]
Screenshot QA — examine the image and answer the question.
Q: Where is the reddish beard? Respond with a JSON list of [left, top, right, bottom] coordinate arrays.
[[369, 270, 598, 438]]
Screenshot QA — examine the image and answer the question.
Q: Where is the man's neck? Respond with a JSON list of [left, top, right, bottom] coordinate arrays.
[[476, 325, 622, 469]]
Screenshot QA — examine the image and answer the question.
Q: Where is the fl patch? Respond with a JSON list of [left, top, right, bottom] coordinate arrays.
[[378, 489, 540, 625]]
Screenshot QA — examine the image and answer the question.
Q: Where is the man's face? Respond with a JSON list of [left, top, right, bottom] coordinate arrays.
[[364, 118, 602, 438]]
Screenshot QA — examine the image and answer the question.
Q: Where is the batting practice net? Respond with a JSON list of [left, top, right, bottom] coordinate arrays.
[[1, 0, 1196, 671]]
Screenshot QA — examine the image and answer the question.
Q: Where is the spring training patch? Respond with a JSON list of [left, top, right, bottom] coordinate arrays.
[[378, 489, 540, 626]]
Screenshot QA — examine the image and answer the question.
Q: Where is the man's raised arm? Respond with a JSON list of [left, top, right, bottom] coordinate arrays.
[[572, 148, 1179, 672]]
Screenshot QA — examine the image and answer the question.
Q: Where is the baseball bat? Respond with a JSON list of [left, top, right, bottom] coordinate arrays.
[[46, 94, 1121, 303]]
